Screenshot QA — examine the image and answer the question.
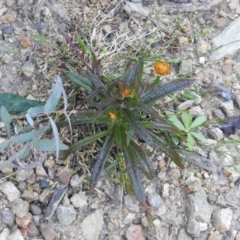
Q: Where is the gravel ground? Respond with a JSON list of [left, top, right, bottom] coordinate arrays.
[[1, 0, 240, 240]]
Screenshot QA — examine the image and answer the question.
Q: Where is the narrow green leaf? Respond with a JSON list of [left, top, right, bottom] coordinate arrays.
[[1, 106, 11, 123], [187, 133, 195, 151], [121, 134, 145, 203], [76, 37, 92, 56], [114, 123, 122, 146], [65, 71, 95, 92], [149, 131, 184, 169], [190, 132, 207, 142], [91, 130, 115, 188], [168, 115, 186, 132], [124, 109, 153, 146], [190, 115, 207, 129], [31, 139, 68, 151], [45, 81, 61, 112], [11, 126, 48, 144], [0, 140, 10, 151], [181, 111, 192, 131], [130, 141, 154, 177], [142, 79, 195, 105], [63, 129, 111, 159], [121, 58, 144, 86], [126, 129, 135, 146]]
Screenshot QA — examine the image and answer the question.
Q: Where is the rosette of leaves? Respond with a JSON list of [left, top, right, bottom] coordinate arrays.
[[62, 44, 195, 203]]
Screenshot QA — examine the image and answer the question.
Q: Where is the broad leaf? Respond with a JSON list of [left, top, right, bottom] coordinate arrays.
[[123, 109, 153, 146], [1, 106, 11, 123], [190, 115, 206, 129], [141, 79, 195, 105], [91, 130, 115, 188], [63, 129, 111, 159], [31, 139, 68, 151], [168, 115, 186, 132], [190, 132, 207, 142], [181, 111, 192, 131], [11, 126, 48, 144], [149, 131, 184, 169], [0, 93, 44, 115], [66, 71, 95, 92], [0, 140, 10, 151]]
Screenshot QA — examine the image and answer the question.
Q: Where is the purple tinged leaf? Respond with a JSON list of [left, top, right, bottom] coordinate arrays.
[[91, 130, 115, 188], [221, 89, 232, 100], [123, 109, 153, 146], [141, 79, 195, 105]]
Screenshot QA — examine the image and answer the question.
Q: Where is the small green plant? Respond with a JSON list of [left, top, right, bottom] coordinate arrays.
[[58, 39, 197, 204], [166, 111, 207, 150]]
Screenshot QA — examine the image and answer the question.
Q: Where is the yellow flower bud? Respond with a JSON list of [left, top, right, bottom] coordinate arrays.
[[154, 61, 171, 75], [108, 112, 117, 121], [118, 82, 132, 98]]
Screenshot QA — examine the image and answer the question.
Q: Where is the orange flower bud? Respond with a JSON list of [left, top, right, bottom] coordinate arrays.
[[118, 82, 132, 98], [108, 112, 117, 121], [154, 61, 171, 75]]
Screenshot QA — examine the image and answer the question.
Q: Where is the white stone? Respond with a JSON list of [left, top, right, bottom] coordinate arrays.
[[210, 17, 240, 61], [212, 208, 233, 233], [0, 182, 21, 202], [199, 56, 206, 64], [162, 184, 169, 198], [70, 192, 88, 208]]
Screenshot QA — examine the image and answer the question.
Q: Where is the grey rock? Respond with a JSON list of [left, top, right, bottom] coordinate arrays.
[[124, 195, 140, 212], [162, 183, 169, 198], [189, 106, 204, 117], [40, 223, 58, 240], [125, 225, 145, 240], [177, 229, 192, 240], [207, 231, 222, 240], [70, 192, 88, 208], [81, 209, 104, 240], [0, 182, 21, 202], [17, 0, 25, 6], [0, 11, 17, 24], [0, 228, 11, 240], [5, 0, 15, 7], [70, 174, 84, 188], [220, 101, 234, 117], [11, 198, 30, 218], [212, 208, 233, 233], [156, 204, 167, 217], [177, 100, 195, 111], [0, 8, 8, 18], [212, 109, 225, 119], [197, 38, 209, 55], [194, 230, 209, 240], [16, 169, 34, 181], [1, 209, 15, 228], [22, 190, 39, 202], [6, 229, 24, 240], [56, 205, 76, 225], [22, 61, 35, 77], [147, 193, 163, 208], [228, 0, 239, 10], [187, 189, 213, 223], [30, 204, 42, 215], [2, 26, 14, 35], [235, 95, 240, 108], [17, 182, 27, 193], [180, 59, 193, 74], [208, 128, 224, 140], [123, 213, 136, 225], [223, 166, 240, 182], [210, 17, 240, 61], [186, 218, 200, 238]]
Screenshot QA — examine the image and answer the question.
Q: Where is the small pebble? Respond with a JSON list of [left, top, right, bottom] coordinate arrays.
[[20, 37, 31, 48]]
